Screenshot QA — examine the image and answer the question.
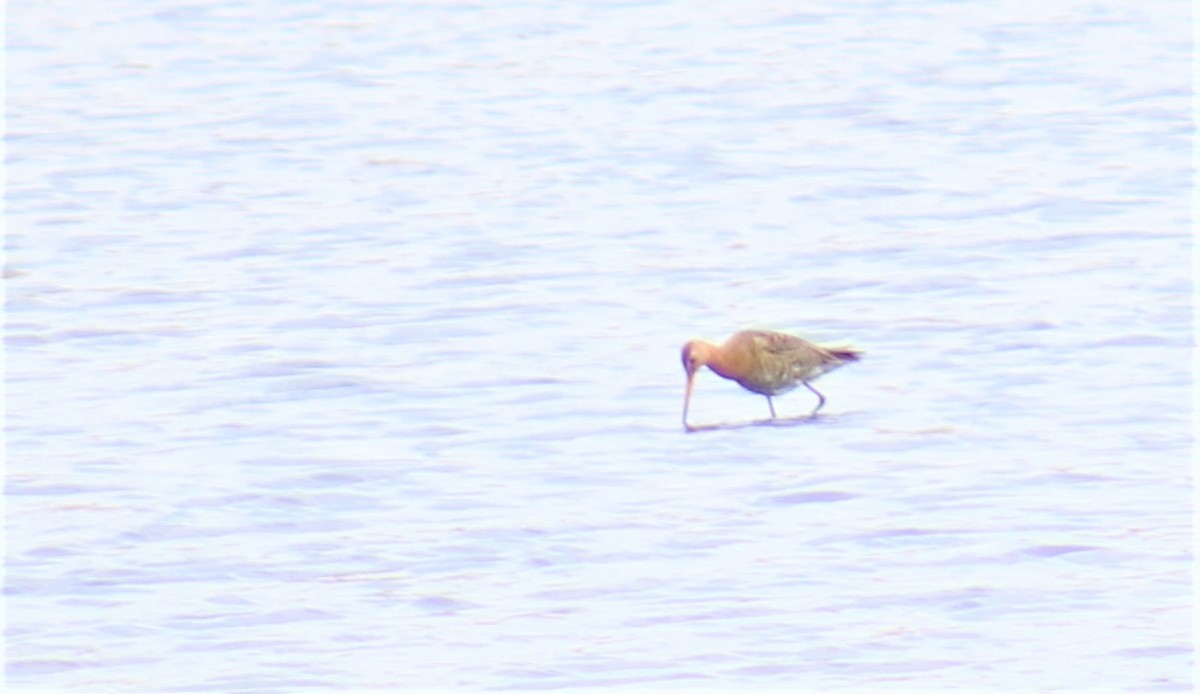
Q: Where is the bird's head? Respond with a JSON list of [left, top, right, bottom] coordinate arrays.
[[680, 340, 707, 378]]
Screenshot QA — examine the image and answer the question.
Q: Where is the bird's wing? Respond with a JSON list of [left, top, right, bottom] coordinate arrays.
[[750, 331, 820, 358]]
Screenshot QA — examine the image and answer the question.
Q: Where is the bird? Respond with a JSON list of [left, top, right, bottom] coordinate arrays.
[[680, 329, 861, 429]]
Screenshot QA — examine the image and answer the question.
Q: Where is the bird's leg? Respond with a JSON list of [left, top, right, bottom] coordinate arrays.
[[766, 396, 777, 418], [803, 382, 826, 416]]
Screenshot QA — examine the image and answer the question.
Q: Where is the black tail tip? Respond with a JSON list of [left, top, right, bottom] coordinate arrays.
[[832, 348, 862, 362]]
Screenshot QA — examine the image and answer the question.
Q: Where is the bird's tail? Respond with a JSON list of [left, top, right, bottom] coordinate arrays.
[[829, 347, 862, 362]]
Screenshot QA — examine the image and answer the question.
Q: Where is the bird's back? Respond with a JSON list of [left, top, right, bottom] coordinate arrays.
[[729, 330, 859, 395]]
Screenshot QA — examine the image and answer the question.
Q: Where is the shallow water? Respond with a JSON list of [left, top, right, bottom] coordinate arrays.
[[6, 0, 1193, 691]]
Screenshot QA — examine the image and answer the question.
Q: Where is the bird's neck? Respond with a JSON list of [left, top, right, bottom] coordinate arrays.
[[698, 340, 738, 379]]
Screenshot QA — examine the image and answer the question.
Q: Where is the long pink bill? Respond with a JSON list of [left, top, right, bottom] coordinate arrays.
[[682, 372, 696, 429]]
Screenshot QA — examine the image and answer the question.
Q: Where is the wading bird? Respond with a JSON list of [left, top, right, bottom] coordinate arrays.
[[681, 329, 861, 429]]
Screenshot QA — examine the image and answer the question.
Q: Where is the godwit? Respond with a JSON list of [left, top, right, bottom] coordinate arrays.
[[681, 329, 861, 429]]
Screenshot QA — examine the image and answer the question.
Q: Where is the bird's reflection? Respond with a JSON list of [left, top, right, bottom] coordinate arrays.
[[684, 413, 833, 433]]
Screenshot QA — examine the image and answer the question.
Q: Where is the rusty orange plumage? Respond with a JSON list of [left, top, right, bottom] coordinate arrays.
[[681, 330, 861, 429]]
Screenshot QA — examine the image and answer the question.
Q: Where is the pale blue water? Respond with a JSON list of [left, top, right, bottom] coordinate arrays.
[[6, 0, 1192, 691]]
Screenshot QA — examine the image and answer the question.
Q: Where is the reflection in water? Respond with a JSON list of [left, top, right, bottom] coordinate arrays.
[[685, 413, 831, 433]]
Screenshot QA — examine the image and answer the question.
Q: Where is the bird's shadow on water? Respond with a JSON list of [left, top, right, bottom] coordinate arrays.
[[684, 414, 836, 433]]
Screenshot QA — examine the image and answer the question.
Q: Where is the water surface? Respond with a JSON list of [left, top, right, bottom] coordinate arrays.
[[6, 0, 1192, 691]]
